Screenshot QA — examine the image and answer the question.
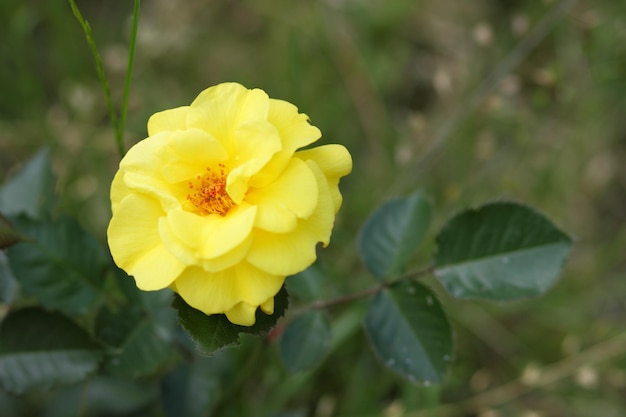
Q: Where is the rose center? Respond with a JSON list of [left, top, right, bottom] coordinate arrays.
[[186, 164, 234, 216]]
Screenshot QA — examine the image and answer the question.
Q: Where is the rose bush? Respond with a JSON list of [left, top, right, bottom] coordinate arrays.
[[107, 82, 352, 326]]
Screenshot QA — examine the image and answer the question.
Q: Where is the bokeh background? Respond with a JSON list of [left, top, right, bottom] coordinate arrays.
[[1, 0, 626, 416]]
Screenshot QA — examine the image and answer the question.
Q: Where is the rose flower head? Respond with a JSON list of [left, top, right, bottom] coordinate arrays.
[[107, 82, 352, 326]]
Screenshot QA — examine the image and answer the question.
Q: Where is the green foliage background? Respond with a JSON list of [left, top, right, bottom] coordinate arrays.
[[1, 0, 626, 415]]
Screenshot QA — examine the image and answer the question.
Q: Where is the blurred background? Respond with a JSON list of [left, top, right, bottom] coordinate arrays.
[[1, 0, 626, 415]]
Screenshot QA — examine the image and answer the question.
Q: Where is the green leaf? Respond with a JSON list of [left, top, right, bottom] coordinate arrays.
[[0, 148, 55, 218], [45, 377, 158, 417], [172, 286, 289, 355], [358, 191, 432, 280], [363, 281, 453, 385], [0, 252, 18, 305], [0, 213, 29, 249], [104, 317, 177, 378], [6, 215, 108, 315], [279, 311, 331, 372], [96, 269, 177, 378], [285, 264, 325, 301], [433, 202, 573, 300], [0, 308, 102, 394], [161, 353, 231, 417]]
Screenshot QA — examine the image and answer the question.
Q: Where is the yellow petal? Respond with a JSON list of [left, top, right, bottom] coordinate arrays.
[[159, 209, 255, 270], [268, 99, 321, 150], [260, 297, 274, 315], [128, 245, 186, 291], [246, 229, 316, 276], [246, 161, 335, 276], [118, 132, 181, 210], [245, 158, 318, 233], [300, 160, 337, 247], [147, 106, 190, 136], [173, 262, 284, 318], [160, 204, 256, 261], [108, 193, 184, 290], [226, 120, 282, 204], [202, 204, 257, 258], [163, 209, 207, 249], [249, 99, 322, 188], [200, 235, 253, 272], [123, 171, 180, 211], [110, 170, 130, 214], [296, 144, 352, 179], [225, 302, 257, 326], [174, 266, 238, 314], [158, 216, 200, 266], [120, 132, 168, 175], [296, 144, 352, 213], [160, 128, 229, 183], [187, 83, 270, 152]]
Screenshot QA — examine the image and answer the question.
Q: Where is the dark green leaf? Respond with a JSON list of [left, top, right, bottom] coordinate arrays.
[[434, 202, 572, 300], [103, 316, 177, 378], [96, 270, 177, 378], [6, 215, 108, 315], [0, 148, 55, 218], [279, 311, 331, 372], [0, 308, 102, 394], [161, 352, 231, 417], [0, 252, 18, 305], [286, 264, 325, 300], [359, 191, 432, 280], [0, 213, 29, 249], [364, 281, 453, 385], [173, 286, 289, 355], [45, 377, 159, 417]]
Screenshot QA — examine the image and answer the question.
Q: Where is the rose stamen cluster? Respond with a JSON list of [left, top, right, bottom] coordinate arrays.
[[187, 164, 233, 216]]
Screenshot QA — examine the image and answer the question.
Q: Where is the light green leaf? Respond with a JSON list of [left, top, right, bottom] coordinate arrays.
[[364, 281, 453, 385], [358, 191, 431, 280], [0, 308, 102, 394], [0, 148, 55, 218], [173, 286, 289, 355], [279, 311, 331, 372], [434, 202, 572, 300], [6, 215, 108, 315]]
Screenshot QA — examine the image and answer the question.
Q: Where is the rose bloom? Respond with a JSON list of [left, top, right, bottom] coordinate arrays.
[[107, 82, 351, 326]]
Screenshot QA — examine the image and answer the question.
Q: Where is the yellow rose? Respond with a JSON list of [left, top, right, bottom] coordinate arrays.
[[107, 82, 352, 326]]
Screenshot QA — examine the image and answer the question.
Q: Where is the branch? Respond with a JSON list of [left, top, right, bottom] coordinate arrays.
[[304, 266, 435, 311]]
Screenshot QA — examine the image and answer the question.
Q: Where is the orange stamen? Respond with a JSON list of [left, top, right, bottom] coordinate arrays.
[[186, 164, 234, 216]]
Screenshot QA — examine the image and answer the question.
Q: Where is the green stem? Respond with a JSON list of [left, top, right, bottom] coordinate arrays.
[[68, 0, 141, 158], [119, 0, 141, 156], [67, 0, 119, 152], [306, 265, 435, 311]]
